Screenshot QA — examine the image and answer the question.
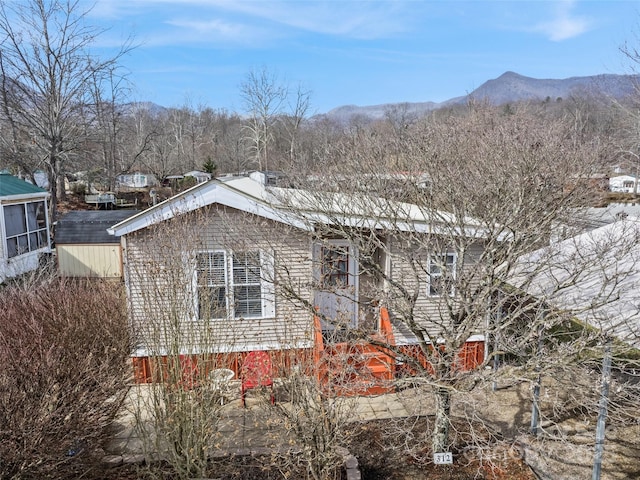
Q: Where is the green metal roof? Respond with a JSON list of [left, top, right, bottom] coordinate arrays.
[[0, 173, 48, 197]]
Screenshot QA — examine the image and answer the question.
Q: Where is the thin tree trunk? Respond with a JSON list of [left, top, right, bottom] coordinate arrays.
[[432, 386, 451, 454], [55, 155, 66, 202], [47, 164, 58, 222]]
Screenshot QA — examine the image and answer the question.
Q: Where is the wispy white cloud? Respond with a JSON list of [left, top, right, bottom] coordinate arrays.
[[162, 17, 260, 44], [205, 0, 413, 39], [90, 0, 417, 43], [87, 0, 270, 47], [532, 0, 592, 41], [86, 0, 141, 20]]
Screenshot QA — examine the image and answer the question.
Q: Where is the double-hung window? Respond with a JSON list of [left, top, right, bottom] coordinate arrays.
[[428, 252, 456, 296], [232, 252, 263, 317], [196, 250, 274, 320], [197, 251, 228, 319], [4, 201, 48, 258]]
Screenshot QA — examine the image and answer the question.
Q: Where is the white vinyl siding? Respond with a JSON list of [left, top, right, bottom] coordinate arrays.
[[123, 206, 313, 354], [388, 238, 484, 345]]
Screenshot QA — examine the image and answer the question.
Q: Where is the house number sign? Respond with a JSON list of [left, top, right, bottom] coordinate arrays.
[[433, 452, 453, 464]]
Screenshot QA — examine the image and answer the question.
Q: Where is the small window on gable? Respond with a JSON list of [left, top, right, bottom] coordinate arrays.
[[196, 250, 275, 320], [429, 252, 456, 296]]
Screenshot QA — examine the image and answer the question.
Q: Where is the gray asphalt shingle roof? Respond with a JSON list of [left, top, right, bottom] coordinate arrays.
[[55, 210, 139, 244]]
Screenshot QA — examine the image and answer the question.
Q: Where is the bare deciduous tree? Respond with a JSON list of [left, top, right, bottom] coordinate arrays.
[[240, 66, 288, 172], [0, 0, 131, 219], [126, 213, 232, 480], [88, 65, 133, 191], [272, 103, 627, 459]]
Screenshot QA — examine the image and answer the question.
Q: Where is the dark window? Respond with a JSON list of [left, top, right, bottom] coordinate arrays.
[[321, 245, 349, 288], [429, 253, 456, 296], [4, 201, 47, 258]]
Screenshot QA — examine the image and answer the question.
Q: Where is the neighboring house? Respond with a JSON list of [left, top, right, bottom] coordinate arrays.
[[0, 173, 51, 283], [183, 170, 212, 184], [587, 173, 609, 192], [162, 174, 184, 188], [54, 210, 139, 278], [108, 172, 485, 387], [512, 219, 640, 348], [115, 172, 159, 189], [550, 203, 640, 241], [30, 170, 49, 189], [609, 175, 637, 193], [579, 203, 640, 230]]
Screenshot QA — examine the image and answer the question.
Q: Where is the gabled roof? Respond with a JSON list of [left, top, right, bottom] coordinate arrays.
[[108, 173, 309, 237], [0, 173, 48, 198], [55, 210, 139, 244], [108, 172, 488, 238]]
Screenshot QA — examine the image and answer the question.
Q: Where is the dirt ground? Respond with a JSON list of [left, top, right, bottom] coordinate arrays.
[[43, 367, 640, 479], [70, 444, 534, 480], [454, 368, 640, 480], [345, 368, 640, 480], [347, 416, 536, 480]]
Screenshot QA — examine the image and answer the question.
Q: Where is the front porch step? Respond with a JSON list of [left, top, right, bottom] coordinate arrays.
[[319, 344, 395, 396]]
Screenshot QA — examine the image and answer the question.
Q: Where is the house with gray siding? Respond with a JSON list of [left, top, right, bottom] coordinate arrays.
[[108, 172, 486, 386]]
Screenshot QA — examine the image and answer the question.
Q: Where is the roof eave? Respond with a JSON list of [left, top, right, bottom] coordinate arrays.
[[0, 191, 50, 203], [108, 179, 313, 237]]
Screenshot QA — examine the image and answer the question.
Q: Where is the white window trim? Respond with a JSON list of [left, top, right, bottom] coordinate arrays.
[[428, 251, 457, 297], [195, 249, 275, 320], [260, 250, 276, 318]]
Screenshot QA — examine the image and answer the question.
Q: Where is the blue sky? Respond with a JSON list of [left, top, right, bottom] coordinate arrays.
[[88, 0, 640, 114]]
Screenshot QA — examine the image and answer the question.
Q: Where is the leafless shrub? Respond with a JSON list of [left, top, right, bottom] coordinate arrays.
[[127, 212, 234, 479], [0, 275, 131, 479], [265, 347, 358, 480]]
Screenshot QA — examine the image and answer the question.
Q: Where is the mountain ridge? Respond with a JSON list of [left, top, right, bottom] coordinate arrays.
[[321, 71, 639, 122]]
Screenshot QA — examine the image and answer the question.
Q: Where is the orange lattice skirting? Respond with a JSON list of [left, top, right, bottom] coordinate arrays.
[[131, 349, 314, 385]]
